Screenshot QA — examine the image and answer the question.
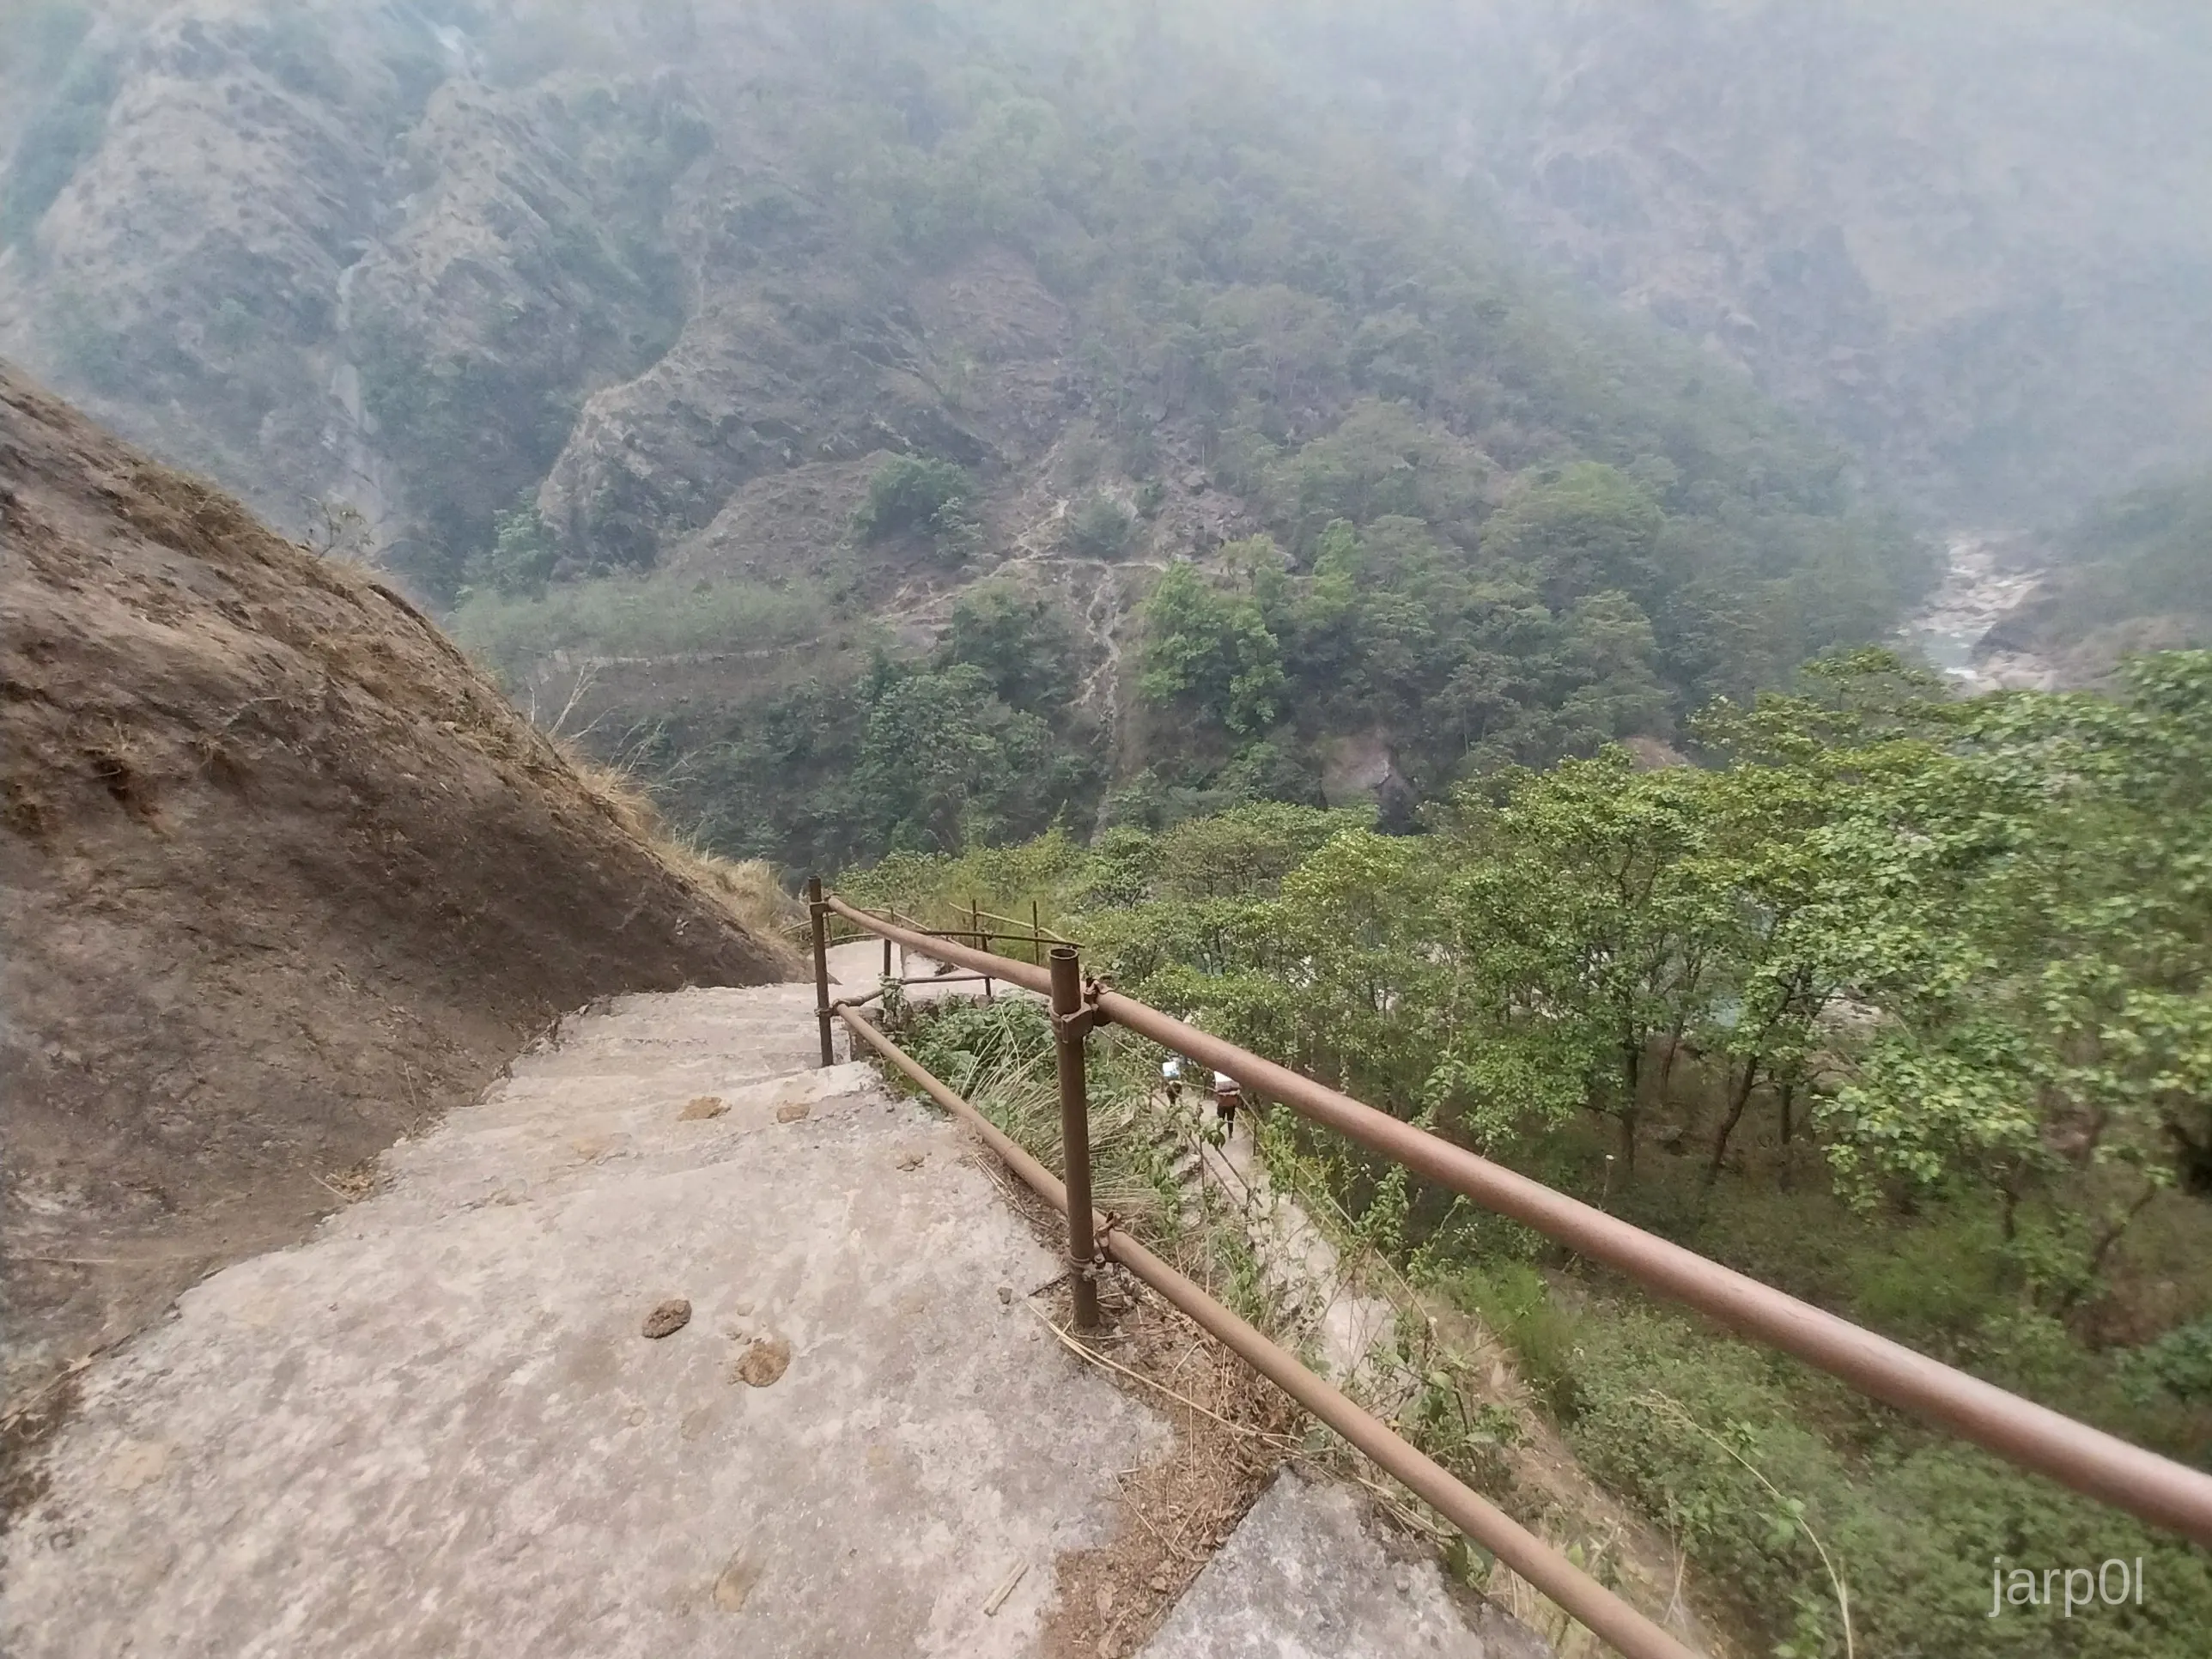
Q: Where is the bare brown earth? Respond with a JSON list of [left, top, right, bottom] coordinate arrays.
[[0, 365, 793, 1419]]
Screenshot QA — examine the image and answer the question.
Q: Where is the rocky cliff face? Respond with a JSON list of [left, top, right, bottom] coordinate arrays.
[[0, 4, 711, 565], [0, 3, 1073, 594], [15, 0, 2206, 579]]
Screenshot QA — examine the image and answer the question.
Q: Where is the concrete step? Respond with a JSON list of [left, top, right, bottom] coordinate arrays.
[[359, 1065, 885, 1228], [465, 1051, 860, 1127]]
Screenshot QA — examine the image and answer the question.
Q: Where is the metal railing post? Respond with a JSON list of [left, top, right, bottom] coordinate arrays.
[[1049, 945, 1101, 1332], [974, 898, 993, 1000], [807, 875, 834, 1068], [812, 895, 2212, 1551]]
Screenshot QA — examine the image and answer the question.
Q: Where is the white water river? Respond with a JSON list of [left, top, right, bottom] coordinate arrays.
[[1899, 533, 2057, 692]]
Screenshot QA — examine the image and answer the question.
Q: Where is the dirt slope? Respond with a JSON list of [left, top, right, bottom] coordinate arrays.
[[0, 366, 793, 1413]]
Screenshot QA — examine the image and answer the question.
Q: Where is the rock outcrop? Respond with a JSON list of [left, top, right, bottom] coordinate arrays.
[[0, 366, 790, 1407]]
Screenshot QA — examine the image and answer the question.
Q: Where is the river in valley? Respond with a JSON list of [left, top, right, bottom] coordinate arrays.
[[1899, 533, 2059, 692]]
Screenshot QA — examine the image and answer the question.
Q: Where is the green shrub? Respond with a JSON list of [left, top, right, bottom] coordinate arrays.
[[939, 580, 1084, 714], [1443, 1262, 1586, 1421], [468, 496, 562, 598], [854, 454, 976, 555], [2123, 1316, 2212, 1407], [891, 996, 1182, 1241], [1563, 1299, 2212, 1658], [899, 995, 1054, 1096], [1063, 491, 1137, 558]]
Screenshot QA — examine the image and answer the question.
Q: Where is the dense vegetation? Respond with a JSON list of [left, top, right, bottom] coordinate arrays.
[[380, 1, 1936, 865], [2008, 468, 2212, 655], [630, 578, 1104, 870], [0, 3, 1934, 867], [716, 8, 1924, 838], [844, 650, 2212, 1658]]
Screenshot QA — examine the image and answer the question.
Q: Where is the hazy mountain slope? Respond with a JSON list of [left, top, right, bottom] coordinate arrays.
[[0, 1, 1942, 866], [1288, 0, 2212, 520], [1979, 465, 2212, 679]]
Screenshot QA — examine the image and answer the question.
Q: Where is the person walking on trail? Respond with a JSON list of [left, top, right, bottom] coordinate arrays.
[[1212, 1070, 1242, 1137], [1162, 1054, 1183, 1106]]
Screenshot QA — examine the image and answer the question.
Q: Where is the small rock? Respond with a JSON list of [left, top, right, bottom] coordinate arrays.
[[775, 1102, 811, 1123], [680, 1096, 728, 1121], [641, 1297, 692, 1339], [732, 1335, 792, 1387], [997, 1285, 1014, 1305], [712, 1552, 763, 1613], [105, 1441, 172, 1493], [680, 1403, 720, 1443]]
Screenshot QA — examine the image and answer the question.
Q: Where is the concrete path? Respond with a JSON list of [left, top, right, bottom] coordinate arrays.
[[4, 973, 1551, 1659], [1, 982, 1164, 1658], [1181, 1113, 1401, 1401]]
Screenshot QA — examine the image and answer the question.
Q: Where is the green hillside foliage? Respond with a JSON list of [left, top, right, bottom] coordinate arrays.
[[645, 580, 1104, 871], [772, 2, 1934, 696], [2039, 468, 2212, 637], [423, 0, 1933, 866], [848, 649, 2212, 1658], [853, 454, 977, 554]]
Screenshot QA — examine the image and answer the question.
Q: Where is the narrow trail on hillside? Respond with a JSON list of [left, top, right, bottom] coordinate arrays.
[[2, 984, 1164, 1657]]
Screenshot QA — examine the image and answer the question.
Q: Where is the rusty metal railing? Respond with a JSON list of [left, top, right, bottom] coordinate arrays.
[[807, 886, 2212, 1658]]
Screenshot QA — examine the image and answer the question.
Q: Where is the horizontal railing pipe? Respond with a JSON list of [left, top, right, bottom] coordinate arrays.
[[1093, 990, 2212, 1548], [823, 894, 2212, 1547], [836, 1006, 1705, 1659], [826, 896, 1054, 994]]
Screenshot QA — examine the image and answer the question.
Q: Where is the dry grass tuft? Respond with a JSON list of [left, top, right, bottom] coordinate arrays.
[[561, 746, 800, 963], [1033, 1279, 1299, 1659]]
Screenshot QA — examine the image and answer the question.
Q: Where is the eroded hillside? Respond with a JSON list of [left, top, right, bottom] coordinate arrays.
[[0, 2, 1955, 865], [0, 365, 793, 1410]]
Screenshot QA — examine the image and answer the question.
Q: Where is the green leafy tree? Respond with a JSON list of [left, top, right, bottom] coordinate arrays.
[[1137, 560, 1288, 737], [1427, 752, 1737, 1165], [1821, 654, 2212, 1296], [938, 579, 1083, 715], [853, 660, 1087, 854], [854, 454, 978, 559], [1483, 462, 1666, 609], [470, 495, 562, 596]]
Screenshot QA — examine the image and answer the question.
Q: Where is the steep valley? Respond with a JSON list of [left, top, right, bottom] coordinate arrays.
[[2, 2, 2207, 868]]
